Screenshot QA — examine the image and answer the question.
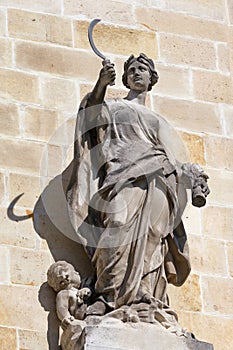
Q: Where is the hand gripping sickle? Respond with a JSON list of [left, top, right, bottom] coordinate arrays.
[[88, 18, 115, 86]]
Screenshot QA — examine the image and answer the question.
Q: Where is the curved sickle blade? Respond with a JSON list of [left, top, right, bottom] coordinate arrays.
[[88, 19, 106, 60]]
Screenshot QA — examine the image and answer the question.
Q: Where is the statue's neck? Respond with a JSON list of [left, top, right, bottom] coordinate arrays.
[[125, 90, 147, 105]]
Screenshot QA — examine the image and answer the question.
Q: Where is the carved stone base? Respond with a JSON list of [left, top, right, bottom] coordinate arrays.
[[61, 318, 214, 350]]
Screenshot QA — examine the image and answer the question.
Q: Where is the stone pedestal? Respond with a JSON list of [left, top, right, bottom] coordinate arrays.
[[72, 319, 214, 350]]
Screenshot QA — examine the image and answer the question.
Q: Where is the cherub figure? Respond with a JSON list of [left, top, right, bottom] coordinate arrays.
[[47, 261, 91, 330]]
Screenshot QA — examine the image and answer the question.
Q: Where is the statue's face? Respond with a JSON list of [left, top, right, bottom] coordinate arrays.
[[54, 264, 79, 290], [126, 61, 151, 91]]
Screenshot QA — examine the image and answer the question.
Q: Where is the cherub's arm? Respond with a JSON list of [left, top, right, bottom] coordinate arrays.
[[56, 290, 73, 322]]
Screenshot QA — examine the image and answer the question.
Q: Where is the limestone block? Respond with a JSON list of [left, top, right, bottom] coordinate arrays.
[[18, 329, 49, 350], [217, 43, 230, 73], [202, 276, 233, 315], [24, 107, 59, 142], [9, 173, 41, 209], [0, 38, 12, 67], [205, 136, 233, 171], [193, 70, 233, 105], [202, 206, 233, 240], [228, 0, 233, 25], [10, 246, 52, 286], [0, 246, 10, 283], [15, 41, 101, 81], [47, 144, 63, 177], [167, 274, 202, 312], [159, 34, 216, 70], [64, 0, 133, 25], [47, 15, 73, 47], [189, 313, 233, 350], [84, 321, 213, 350], [153, 64, 191, 98], [0, 68, 39, 103], [4, 0, 62, 14], [40, 77, 78, 113], [0, 327, 17, 350], [0, 103, 20, 136], [157, 0, 226, 21], [188, 235, 227, 276], [205, 168, 233, 206], [136, 7, 227, 42], [0, 285, 48, 330], [153, 96, 221, 134], [8, 9, 73, 47], [0, 9, 6, 36], [0, 139, 45, 174], [8, 9, 47, 41], [180, 132, 205, 165], [0, 207, 35, 248], [226, 242, 233, 277], [0, 173, 4, 205], [222, 104, 233, 138], [74, 21, 157, 59]]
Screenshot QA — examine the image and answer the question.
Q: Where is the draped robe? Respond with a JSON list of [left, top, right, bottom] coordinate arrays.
[[67, 96, 191, 309]]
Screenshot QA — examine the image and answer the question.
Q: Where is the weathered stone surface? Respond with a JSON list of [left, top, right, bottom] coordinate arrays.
[[205, 168, 233, 206], [74, 21, 157, 59], [15, 41, 101, 80], [202, 276, 233, 314], [0, 139, 45, 174], [0, 246, 10, 283], [4, 0, 62, 14], [228, 0, 233, 24], [0, 327, 17, 350], [18, 329, 49, 350], [180, 132, 205, 165], [153, 96, 221, 134], [202, 206, 233, 240], [0, 103, 20, 136], [183, 204, 201, 236], [153, 64, 191, 98], [193, 70, 233, 105], [205, 136, 233, 171], [0, 38, 12, 67], [0, 173, 5, 206], [222, 104, 233, 137], [83, 321, 213, 350], [159, 34, 216, 69], [24, 107, 59, 142], [10, 246, 52, 286], [0, 9, 6, 36], [0, 285, 47, 330], [217, 43, 230, 73], [226, 242, 233, 277], [9, 173, 41, 209], [136, 7, 227, 42], [188, 235, 227, 275], [0, 69, 39, 103], [168, 274, 202, 312], [8, 9, 73, 46], [156, 0, 226, 21], [40, 77, 78, 113], [0, 207, 35, 248], [64, 0, 133, 25]]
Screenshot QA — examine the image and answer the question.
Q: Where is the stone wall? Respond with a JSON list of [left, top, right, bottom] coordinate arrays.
[[0, 1, 232, 349]]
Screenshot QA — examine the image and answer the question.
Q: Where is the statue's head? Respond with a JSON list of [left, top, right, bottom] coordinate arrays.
[[122, 53, 159, 91], [47, 261, 81, 292]]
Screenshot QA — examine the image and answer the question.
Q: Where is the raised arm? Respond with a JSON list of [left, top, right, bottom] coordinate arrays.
[[87, 61, 116, 107]]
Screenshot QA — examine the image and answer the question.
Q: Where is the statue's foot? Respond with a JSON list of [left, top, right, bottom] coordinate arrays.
[[86, 301, 107, 316]]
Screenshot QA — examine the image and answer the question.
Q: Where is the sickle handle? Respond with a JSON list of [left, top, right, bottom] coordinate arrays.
[[102, 59, 115, 86]]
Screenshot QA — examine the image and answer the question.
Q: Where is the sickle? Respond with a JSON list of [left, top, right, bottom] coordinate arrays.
[[88, 19, 106, 61]]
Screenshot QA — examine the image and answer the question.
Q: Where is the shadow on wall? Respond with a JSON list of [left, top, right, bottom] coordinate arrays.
[[7, 160, 93, 350]]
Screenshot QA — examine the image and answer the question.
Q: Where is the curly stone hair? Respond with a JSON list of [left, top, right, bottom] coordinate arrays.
[[47, 261, 81, 292], [122, 53, 159, 91]]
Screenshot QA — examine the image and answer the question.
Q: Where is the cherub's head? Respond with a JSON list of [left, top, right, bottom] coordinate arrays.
[[47, 261, 81, 292]]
